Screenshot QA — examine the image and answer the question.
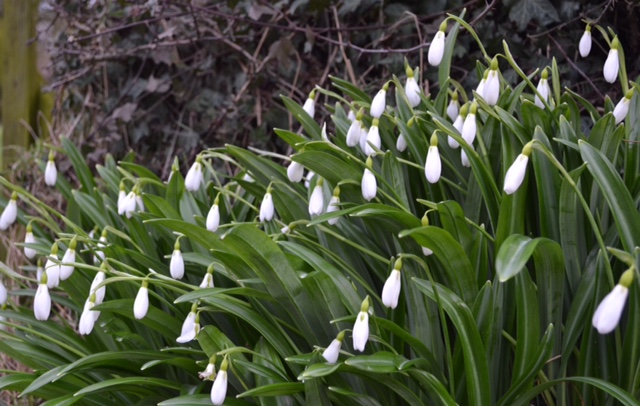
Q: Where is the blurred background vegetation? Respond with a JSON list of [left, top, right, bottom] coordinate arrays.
[[2, 0, 634, 177]]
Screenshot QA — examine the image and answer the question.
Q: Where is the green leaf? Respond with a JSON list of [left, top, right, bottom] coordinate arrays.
[[495, 234, 563, 282], [74, 377, 182, 396], [344, 352, 401, 373], [508, 0, 559, 30], [238, 382, 304, 397]]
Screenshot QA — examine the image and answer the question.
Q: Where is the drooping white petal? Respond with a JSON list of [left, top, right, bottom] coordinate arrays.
[[287, 161, 304, 183], [308, 185, 324, 216], [34, 283, 51, 321], [370, 89, 386, 118], [592, 284, 629, 334], [475, 79, 486, 100], [0, 200, 18, 230], [304, 171, 315, 189], [613, 97, 630, 124], [322, 338, 342, 364], [352, 311, 369, 351], [0, 279, 7, 305], [365, 125, 381, 156], [170, 250, 185, 280], [90, 271, 106, 305], [206, 204, 220, 232], [199, 363, 216, 380], [347, 109, 356, 121], [122, 192, 137, 218], [60, 248, 76, 281], [461, 113, 477, 145], [381, 269, 402, 309], [78, 300, 96, 335], [210, 370, 228, 405], [44, 160, 57, 187], [361, 169, 377, 201], [176, 311, 197, 343], [259, 192, 275, 222], [136, 194, 145, 212], [45, 258, 60, 289], [200, 273, 214, 288], [327, 195, 340, 225], [346, 120, 362, 147], [396, 134, 407, 152], [302, 97, 316, 118], [134, 286, 149, 320], [535, 78, 550, 108], [484, 70, 500, 106], [24, 231, 37, 260], [503, 154, 529, 195], [117, 190, 126, 214], [447, 99, 459, 121], [184, 161, 203, 192], [425, 146, 442, 184], [428, 31, 445, 66], [404, 76, 421, 107], [579, 30, 592, 57], [603, 49, 619, 83], [461, 148, 471, 167], [422, 246, 433, 256]]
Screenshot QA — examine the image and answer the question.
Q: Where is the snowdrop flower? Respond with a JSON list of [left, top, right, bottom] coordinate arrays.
[[199, 356, 217, 380], [78, 294, 98, 335], [370, 83, 389, 119], [135, 188, 145, 212], [206, 195, 221, 232], [428, 21, 447, 66], [0, 192, 18, 230], [475, 70, 487, 100], [361, 158, 377, 201], [447, 91, 459, 121], [404, 65, 421, 107], [36, 258, 44, 282], [117, 182, 127, 214], [200, 264, 215, 288], [90, 269, 107, 306], [304, 170, 315, 189], [170, 239, 185, 280], [242, 172, 254, 183], [185, 156, 204, 192], [346, 109, 365, 147], [0, 279, 7, 305], [613, 89, 634, 124], [449, 103, 467, 149], [347, 109, 356, 122], [121, 190, 137, 218], [535, 69, 551, 108], [134, 280, 149, 320], [504, 142, 533, 195], [34, 274, 51, 321], [93, 229, 107, 265], [166, 158, 179, 184], [302, 89, 316, 119], [421, 214, 434, 255], [327, 187, 340, 225], [24, 222, 37, 260], [484, 58, 500, 106], [365, 118, 381, 156], [44, 150, 57, 187], [425, 133, 442, 183], [382, 258, 403, 309], [603, 37, 620, 84], [592, 268, 633, 334], [579, 25, 592, 58], [177, 304, 199, 343], [44, 242, 60, 289], [461, 102, 478, 145], [396, 134, 407, 152], [287, 160, 304, 183], [60, 236, 77, 281], [211, 357, 229, 405], [322, 331, 345, 364], [259, 188, 275, 222], [461, 145, 473, 168], [352, 297, 370, 352], [308, 177, 324, 216]]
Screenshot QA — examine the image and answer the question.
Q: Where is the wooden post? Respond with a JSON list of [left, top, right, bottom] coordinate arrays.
[[1, 0, 40, 168]]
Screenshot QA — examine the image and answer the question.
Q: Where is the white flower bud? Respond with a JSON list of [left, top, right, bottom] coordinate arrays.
[[287, 161, 304, 183], [579, 28, 592, 58], [370, 88, 387, 119], [396, 134, 407, 152], [259, 192, 275, 222], [210, 369, 228, 405], [176, 311, 197, 343], [134, 285, 149, 320], [428, 30, 446, 66], [24, 231, 37, 260], [365, 122, 381, 156], [352, 311, 369, 352], [503, 153, 529, 195], [425, 146, 441, 184], [381, 269, 402, 309], [361, 168, 377, 201], [185, 160, 204, 192], [34, 282, 51, 321], [206, 204, 220, 232], [44, 160, 57, 187], [308, 184, 324, 216], [322, 335, 343, 364], [0, 197, 18, 230], [404, 76, 421, 107], [603, 48, 619, 83], [592, 284, 628, 334], [170, 249, 184, 280]]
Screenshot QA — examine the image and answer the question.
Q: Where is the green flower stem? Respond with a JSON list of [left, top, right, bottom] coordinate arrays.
[[417, 199, 495, 242], [445, 15, 490, 63], [402, 253, 455, 396], [531, 141, 614, 286]]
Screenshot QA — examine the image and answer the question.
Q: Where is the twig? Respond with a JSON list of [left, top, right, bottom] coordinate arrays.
[[548, 34, 605, 100], [332, 7, 357, 85]]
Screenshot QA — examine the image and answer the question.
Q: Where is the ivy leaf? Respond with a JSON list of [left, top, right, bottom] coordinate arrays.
[[508, 0, 559, 31]]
